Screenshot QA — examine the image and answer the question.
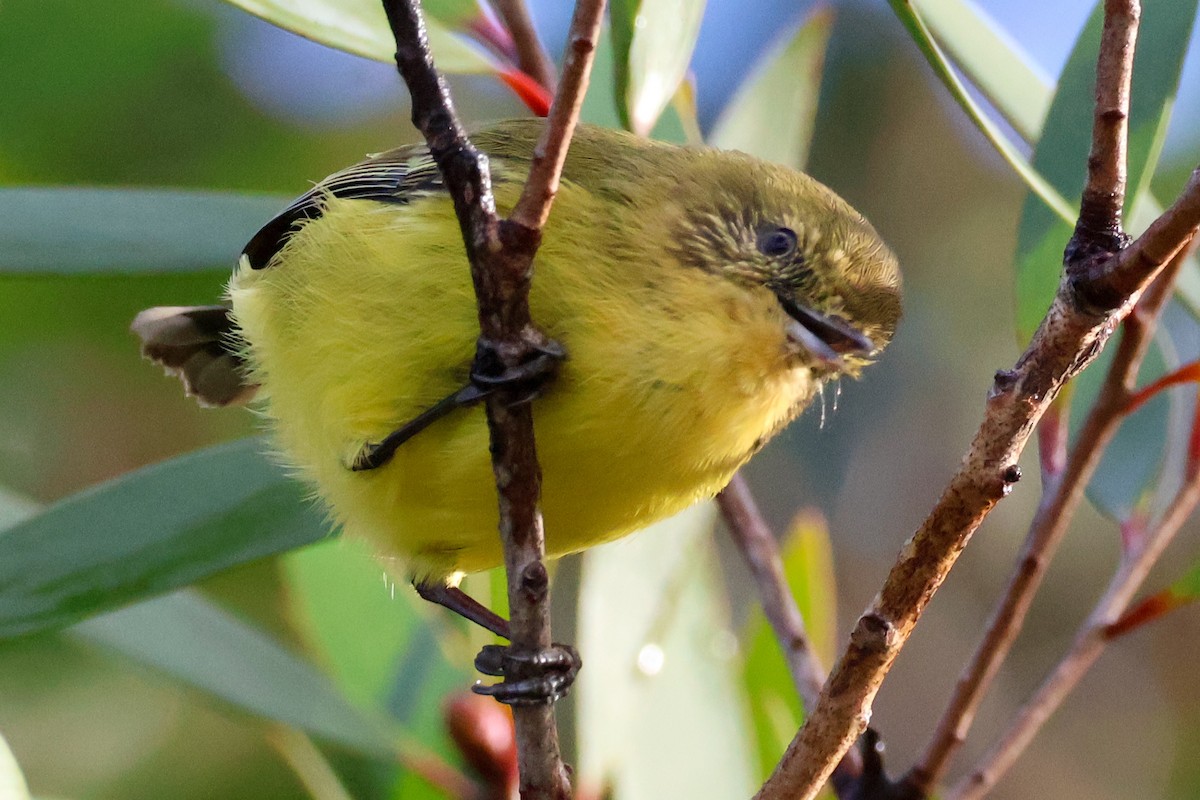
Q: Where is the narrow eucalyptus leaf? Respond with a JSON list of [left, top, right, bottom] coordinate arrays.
[[0, 439, 328, 639], [0, 188, 285, 275], [74, 591, 395, 759], [710, 8, 833, 170], [220, 0, 500, 72]]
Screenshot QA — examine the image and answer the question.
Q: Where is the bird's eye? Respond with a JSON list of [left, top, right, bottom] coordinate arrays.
[[758, 227, 798, 258]]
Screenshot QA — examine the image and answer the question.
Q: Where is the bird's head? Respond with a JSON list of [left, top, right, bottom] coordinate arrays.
[[666, 151, 902, 378]]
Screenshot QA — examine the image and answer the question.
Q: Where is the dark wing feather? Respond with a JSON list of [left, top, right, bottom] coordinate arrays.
[[242, 147, 446, 269]]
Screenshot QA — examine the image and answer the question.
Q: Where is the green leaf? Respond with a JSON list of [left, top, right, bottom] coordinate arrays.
[[1169, 558, 1200, 600], [575, 503, 756, 799], [1009, 0, 1197, 341], [220, 0, 502, 73], [0, 439, 328, 639], [579, 28, 690, 144], [887, 0, 1075, 226], [283, 539, 476, 800], [580, 27, 623, 129], [0, 188, 285, 275], [741, 512, 837, 780], [421, 0, 487, 29], [916, 0, 1049, 143], [710, 7, 833, 170], [281, 537, 471, 721], [73, 590, 395, 759], [0, 731, 31, 800], [609, 0, 707, 135]]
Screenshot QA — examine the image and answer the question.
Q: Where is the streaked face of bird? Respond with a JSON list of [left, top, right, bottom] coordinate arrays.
[[665, 154, 902, 380]]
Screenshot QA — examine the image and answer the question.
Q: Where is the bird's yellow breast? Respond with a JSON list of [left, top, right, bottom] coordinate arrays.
[[229, 185, 815, 579]]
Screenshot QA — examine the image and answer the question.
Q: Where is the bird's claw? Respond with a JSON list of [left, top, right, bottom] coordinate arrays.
[[469, 339, 566, 407], [471, 642, 581, 706], [349, 339, 563, 471]]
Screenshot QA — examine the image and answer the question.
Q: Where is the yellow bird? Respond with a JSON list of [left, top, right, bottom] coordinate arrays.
[[134, 120, 900, 696]]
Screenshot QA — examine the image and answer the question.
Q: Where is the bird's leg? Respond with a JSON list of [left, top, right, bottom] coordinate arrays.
[[351, 338, 565, 472], [414, 579, 581, 706], [414, 580, 511, 638], [351, 384, 488, 471]]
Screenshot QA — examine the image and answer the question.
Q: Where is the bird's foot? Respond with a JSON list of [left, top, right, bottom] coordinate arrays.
[[349, 336, 564, 471], [472, 642, 581, 706], [469, 335, 566, 407]]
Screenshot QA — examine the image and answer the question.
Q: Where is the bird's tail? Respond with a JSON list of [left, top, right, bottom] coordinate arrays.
[[131, 305, 258, 407]]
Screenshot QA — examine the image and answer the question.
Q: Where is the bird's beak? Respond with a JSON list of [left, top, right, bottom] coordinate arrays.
[[777, 294, 875, 368]]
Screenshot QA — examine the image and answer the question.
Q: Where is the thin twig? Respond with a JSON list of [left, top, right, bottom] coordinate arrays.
[[1072, 0, 1139, 248], [510, 0, 604, 231], [494, 0, 558, 94], [948, 461, 1200, 800], [717, 474, 866, 791], [901, 247, 1186, 797], [379, 1, 604, 797], [718, 474, 826, 711], [752, 160, 1200, 800]]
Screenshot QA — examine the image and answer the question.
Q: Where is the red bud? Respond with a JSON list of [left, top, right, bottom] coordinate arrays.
[[444, 692, 518, 796]]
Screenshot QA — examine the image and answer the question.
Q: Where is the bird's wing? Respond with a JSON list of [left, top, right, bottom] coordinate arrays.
[[242, 146, 448, 270]]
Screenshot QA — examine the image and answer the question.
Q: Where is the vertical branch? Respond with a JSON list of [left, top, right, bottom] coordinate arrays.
[[1072, 0, 1139, 250], [379, 1, 604, 797]]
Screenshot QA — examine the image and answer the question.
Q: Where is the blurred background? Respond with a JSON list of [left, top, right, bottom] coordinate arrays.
[[1, 0, 1198, 797]]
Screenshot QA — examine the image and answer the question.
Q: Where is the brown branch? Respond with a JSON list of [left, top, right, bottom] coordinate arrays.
[[718, 474, 827, 711], [948, 459, 1200, 800], [379, 1, 604, 798], [510, 0, 604, 231], [1072, 0, 1139, 251], [753, 165, 1200, 800], [494, 0, 558, 94], [753, 292, 1103, 799], [901, 246, 1186, 797], [717, 475, 867, 791], [1076, 167, 1200, 310]]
